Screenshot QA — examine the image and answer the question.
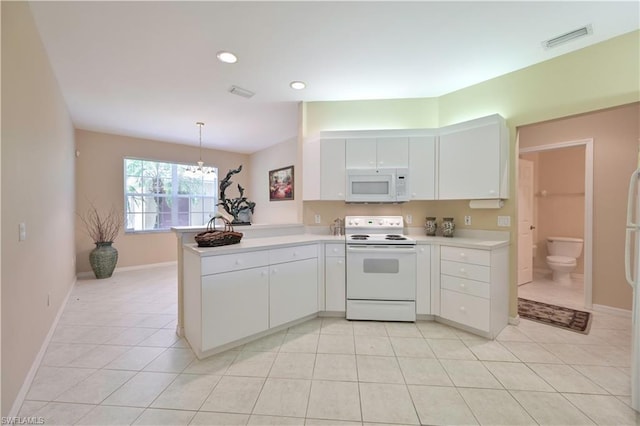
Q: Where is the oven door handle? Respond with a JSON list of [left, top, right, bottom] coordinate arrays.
[[347, 245, 416, 253]]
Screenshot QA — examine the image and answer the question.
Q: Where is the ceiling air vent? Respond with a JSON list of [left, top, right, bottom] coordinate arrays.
[[228, 85, 255, 99], [543, 25, 593, 49]]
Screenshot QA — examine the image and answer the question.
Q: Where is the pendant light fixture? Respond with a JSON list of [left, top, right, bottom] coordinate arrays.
[[195, 121, 205, 171], [186, 121, 214, 175]]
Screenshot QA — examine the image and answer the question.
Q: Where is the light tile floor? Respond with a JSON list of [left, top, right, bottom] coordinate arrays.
[[518, 271, 585, 310], [19, 265, 639, 425]]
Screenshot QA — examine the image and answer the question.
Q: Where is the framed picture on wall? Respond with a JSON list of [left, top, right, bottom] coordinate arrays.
[[269, 165, 294, 201]]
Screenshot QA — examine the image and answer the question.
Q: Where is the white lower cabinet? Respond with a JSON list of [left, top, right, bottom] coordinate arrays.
[[202, 267, 269, 350], [270, 258, 318, 328], [184, 243, 318, 357], [325, 243, 346, 312], [438, 245, 509, 338], [416, 244, 431, 315]]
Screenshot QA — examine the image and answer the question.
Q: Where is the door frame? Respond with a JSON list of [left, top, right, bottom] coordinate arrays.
[[519, 138, 594, 309]]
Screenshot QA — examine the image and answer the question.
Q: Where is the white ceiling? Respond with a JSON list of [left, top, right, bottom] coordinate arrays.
[[28, 1, 639, 154]]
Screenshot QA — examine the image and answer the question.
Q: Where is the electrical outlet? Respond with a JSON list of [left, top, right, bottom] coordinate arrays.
[[314, 214, 321, 224], [406, 215, 412, 225], [464, 216, 471, 225], [497, 215, 511, 227]]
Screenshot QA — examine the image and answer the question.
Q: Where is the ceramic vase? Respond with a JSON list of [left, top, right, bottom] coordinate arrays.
[[425, 217, 437, 236], [89, 242, 118, 279], [442, 217, 455, 237]]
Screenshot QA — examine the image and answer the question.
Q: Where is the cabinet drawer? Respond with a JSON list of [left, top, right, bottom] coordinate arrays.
[[325, 243, 346, 257], [270, 244, 318, 264], [441, 290, 490, 332], [441, 246, 490, 266], [441, 274, 490, 299], [441, 260, 490, 282], [202, 250, 269, 276]]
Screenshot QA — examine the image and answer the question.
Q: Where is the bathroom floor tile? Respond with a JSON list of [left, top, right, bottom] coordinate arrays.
[[75, 405, 144, 425], [102, 371, 177, 407], [562, 393, 640, 426], [355, 335, 395, 356], [390, 337, 435, 358], [269, 352, 316, 379], [132, 408, 195, 425], [54, 369, 135, 404], [526, 363, 607, 394], [483, 361, 554, 391], [356, 355, 404, 384]]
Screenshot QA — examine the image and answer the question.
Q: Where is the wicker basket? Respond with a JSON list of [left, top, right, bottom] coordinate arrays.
[[194, 216, 243, 247]]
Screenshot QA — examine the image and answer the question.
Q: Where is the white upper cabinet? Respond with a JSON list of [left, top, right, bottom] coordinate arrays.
[[303, 138, 346, 200], [438, 114, 509, 200], [376, 137, 409, 168], [345, 137, 409, 169], [409, 136, 436, 200]]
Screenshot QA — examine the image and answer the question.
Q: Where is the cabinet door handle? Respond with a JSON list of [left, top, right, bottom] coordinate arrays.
[[337, 260, 343, 265], [338, 192, 344, 197], [272, 268, 278, 274], [489, 190, 497, 195], [460, 268, 466, 274], [333, 248, 338, 253], [459, 252, 466, 258], [379, 161, 384, 166], [261, 271, 267, 277], [460, 283, 466, 289], [460, 306, 466, 312], [292, 252, 297, 257], [420, 247, 425, 253], [235, 259, 242, 265]]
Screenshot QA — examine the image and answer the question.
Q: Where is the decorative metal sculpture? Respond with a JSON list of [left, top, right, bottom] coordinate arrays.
[[218, 165, 256, 225]]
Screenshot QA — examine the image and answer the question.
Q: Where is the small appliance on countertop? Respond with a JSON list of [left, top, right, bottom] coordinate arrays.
[[345, 215, 417, 322]]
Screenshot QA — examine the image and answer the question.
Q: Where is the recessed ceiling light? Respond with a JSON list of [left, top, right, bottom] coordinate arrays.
[[216, 51, 237, 64], [290, 81, 306, 90]]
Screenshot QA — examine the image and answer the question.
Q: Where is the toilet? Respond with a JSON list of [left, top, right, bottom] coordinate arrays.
[[546, 236, 583, 284]]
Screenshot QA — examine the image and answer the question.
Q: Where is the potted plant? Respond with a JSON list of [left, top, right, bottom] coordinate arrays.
[[79, 204, 122, 279]]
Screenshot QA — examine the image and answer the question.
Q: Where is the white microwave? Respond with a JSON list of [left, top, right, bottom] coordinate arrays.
[[346, 168, 409, 203]]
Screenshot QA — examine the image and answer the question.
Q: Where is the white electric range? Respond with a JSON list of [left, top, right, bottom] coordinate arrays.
[[345, 216, 417, 322]]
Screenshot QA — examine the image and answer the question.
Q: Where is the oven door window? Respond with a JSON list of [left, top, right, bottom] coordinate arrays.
[[363, 258, 399, 273]]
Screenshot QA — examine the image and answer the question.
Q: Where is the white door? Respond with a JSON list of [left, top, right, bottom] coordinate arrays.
[[320, 139, 346, 200], [409, 136, 436, 200], [345, 138, 377, 168], [376, 137, 409, 168], [270, 258, 318, 328], [518, 159, 534, 285]]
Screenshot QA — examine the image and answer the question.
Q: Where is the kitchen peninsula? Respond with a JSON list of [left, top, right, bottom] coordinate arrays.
[[174, 224, 509, 359]]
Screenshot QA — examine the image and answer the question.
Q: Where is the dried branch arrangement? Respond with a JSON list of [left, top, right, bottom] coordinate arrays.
[[79, 204, 123, 243]]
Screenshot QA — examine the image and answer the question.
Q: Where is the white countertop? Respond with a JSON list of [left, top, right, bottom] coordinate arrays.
[[412, 234, 509, 249], [184, 231, 508, 256], [184, 234, 345, 256]]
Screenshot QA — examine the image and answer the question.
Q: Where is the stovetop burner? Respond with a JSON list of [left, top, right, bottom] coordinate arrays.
[[385, 235, 407, 240]]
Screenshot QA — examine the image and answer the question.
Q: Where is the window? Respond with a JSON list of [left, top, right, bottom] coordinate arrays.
[[124, 158, 218, 232]]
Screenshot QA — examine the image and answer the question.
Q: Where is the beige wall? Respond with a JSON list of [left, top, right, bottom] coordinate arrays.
[[1, 2, 76, 415], [522, 147, 586, 273], [519, 103, 639, 310], [75, 130, 250, 273], [247, 137, 301, 224]]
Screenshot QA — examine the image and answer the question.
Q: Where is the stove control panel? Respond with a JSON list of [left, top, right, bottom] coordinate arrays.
[[345, 216, 404, 229]]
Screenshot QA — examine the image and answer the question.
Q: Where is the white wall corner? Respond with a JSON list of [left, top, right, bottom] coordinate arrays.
[[592, 304, 632, 318], [508, 315, 520, 325]]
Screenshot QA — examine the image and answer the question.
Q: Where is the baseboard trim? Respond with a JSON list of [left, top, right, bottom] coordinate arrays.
[[592, 304, 632, 318], [77, 261, 177, 279], [9, 277, 77, 417], [509, 315, 521, 325]]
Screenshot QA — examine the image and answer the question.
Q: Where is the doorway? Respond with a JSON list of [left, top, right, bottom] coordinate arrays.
[[518, 139, 593, 309]]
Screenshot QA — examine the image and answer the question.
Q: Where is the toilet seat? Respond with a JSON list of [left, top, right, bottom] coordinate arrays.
[[546, 255, 576, 265]]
